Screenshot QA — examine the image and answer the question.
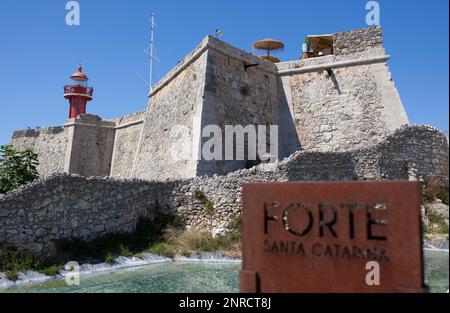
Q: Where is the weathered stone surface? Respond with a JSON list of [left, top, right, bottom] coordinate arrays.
[[0, 125, 448, 256], [9, 27, 412, 181]]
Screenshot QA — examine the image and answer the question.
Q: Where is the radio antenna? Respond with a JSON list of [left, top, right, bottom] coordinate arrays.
[[148, 13, 155, 94]]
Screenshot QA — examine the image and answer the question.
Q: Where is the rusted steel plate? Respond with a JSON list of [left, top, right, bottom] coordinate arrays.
[[240, 181, 428, 293]]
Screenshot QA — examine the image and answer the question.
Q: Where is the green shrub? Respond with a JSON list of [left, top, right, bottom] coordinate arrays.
[[194, 190, 207, 203], [147, 242, 176, 259], [204, 201, 215, 214], [180, 249, 191, 257], [0, 244, 39, 281], [104, 253, 116, 265], [0, 145, 39, 194], [54, 215, 174, 262], [425, 210, 449, 235], [119, 244, 133, 257], [423, 182, 449, 205], [6, 271, 19, 281], [37, 265, 64, 277], [164, 226, 240, 255], [168, 215, 186, 229]]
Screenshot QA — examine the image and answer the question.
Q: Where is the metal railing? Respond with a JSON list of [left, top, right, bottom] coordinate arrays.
[[64, 85, 94, 97]]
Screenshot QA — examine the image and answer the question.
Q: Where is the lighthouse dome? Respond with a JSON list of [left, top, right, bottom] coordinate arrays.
[[70, 65, 89, 81]]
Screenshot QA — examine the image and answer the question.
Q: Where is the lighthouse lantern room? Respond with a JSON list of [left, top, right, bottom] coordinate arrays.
[[64, 65, 94, 118]]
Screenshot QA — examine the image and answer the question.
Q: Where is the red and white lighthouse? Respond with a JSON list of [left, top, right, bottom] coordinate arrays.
[[64, 65, 94, 118]]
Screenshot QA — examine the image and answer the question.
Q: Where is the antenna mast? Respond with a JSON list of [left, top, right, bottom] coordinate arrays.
[[149, 13, 155, 94]]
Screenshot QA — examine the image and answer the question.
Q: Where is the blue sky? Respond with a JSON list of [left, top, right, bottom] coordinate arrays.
[[0, 0, 448, 145]]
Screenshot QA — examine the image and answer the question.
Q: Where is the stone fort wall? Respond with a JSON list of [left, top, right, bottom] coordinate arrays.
[[110, 111, 145, 178], [277, 27, 408, 152], [10, 27, 411, 181], [1, 125, 448, 256], [10, 127, 69, 176]]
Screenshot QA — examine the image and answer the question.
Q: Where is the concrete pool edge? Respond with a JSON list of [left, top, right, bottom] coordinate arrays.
[[0, 253, 242, 291], [1, 246, 447, 292]]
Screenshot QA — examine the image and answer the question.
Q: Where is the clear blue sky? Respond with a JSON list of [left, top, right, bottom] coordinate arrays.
[[0, 0, 448, 145]]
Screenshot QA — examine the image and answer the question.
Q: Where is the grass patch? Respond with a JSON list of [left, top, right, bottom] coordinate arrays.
[[194, 190, 207, 203], [204, 201, 215, 214], [424, 210, 449, 235], [147, 242, 176, 259], [0, 243, 64, 280], [104, 253, 116, 265], [162, 224, 241, 258], [193, 190, 215, 215], [36, 264, 64, 277]]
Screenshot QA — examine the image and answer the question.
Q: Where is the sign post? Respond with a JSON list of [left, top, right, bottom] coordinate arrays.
[[240, 181, 428, 293]]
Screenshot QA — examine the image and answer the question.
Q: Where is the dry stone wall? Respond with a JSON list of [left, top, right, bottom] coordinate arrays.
[[334, 27, 383, 56], [1, 126, 447, 256]]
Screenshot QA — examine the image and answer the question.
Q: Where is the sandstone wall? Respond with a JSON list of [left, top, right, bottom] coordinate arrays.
[[64, 115, 116, 177], [197, 37, 281, 176], [10, 127, 69, 177], [277, 27, 408, 152], [110, 112, 144, 178], [131, 39, 209, 181]]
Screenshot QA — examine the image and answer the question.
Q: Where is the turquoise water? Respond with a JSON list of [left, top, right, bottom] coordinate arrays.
[[5, 263, 241, 293], [424, 250, 449, 293], [3, 251, 449, 293]]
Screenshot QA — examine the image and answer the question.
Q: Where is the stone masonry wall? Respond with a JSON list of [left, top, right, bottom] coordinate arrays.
[[8, 28, 411, 181], [1, 126, 447, 256], [65, 115, 116, 177], [132, 46, 209, 180], [10, 127, 69, 177], [278, 51, 408, 152], [197, 38, 279, 176], [334, 27, 383, 56], [110, 112, 145, 178], [0, 174, 170, 256]]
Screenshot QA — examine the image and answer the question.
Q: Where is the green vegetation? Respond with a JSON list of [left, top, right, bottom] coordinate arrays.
[[0, 211, 242, 280], [204, 200, 215, 214], [194, 190, 207, 202], [160, 213, 242, 258], [55, 214, 174, 262], [147, 242, 176, 259], [36, 264, 64, 277], [0, 145, 39, 194], [104, 253, 116, 265], [193, 190, 215, 214], [0, 243, 62, 281], [424, 210, 449, 236], [422, 182, 449, 205]]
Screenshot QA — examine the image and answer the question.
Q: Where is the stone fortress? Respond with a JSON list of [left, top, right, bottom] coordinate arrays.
[[1, 27, 449, 255]]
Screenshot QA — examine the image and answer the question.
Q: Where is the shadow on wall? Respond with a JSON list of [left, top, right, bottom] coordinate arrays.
[[276, 75, 302, 158], [329, 70, 342, 95]]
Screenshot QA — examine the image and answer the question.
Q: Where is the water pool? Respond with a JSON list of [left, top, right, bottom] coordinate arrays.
[[3, 250, 448, 293]]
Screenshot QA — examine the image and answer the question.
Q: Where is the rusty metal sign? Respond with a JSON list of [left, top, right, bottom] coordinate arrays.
[[240, 181, 428, 293]]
